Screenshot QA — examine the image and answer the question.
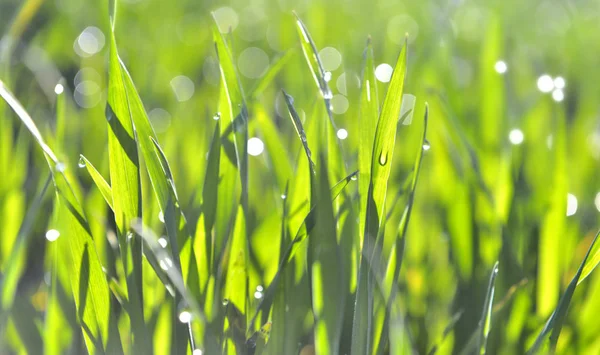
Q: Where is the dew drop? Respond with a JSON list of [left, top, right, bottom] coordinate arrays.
[[78, 156, 86, 168], [281, 194, 287, 199], [213, 112, 221, 120], [55, 162, 66, 172], [158, 211, 165, 223], [158, 237, 168, 248], [323, 71, 332, 82], [178, 310, 192, 323], [350, 175, 357, 181], [378, 152, 388, 166], [222, 298, 229, 306], [105, 104, 113, 121], [422, 139, 431, 151], [46, 229, 61, 242]]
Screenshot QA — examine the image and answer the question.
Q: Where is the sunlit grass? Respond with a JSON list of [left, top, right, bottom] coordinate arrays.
[[1, 0, 600, 354]]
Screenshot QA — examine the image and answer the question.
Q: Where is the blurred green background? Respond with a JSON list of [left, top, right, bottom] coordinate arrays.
[[1, 0, 600, 354]]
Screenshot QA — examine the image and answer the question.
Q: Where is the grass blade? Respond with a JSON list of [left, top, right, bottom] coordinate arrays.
[[294, 14, 335, 125], [79, 155, 113, 210], [527, 230, 600, 354], [106, 25, 149, 352], [353, 39, 408, 355], [282, 90, 315, 174], [476, 262, 499, 355], [358, 38, 379, 246], [310, 152, 345, 355], [0, 78, 121, 354]]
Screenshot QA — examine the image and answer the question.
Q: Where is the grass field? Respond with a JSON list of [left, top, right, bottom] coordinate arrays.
[[1, 0, 600, 354]]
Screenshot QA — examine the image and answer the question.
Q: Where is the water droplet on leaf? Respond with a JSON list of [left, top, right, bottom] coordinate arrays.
[[422, 139, 431, 151], [378, 152, 388, 166], [78, 156, 86, 168]]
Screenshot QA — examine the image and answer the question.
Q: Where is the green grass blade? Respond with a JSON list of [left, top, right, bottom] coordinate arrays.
[[250, 171, 357, 325], [353, 39, 407, 355], [106, 26, 149, 352], [0, 174, 51, 312], [358, 38, 379, 246], [79, 155, 113, 210], [382, 104, 428, 301], [0, 80, 121, 354], [294, 14, 335, 124], [282, 90, 316, 174], [212, 19, 248, 271], [310, 152, 345, 355], [476, 261, 499, 355], [254, 105, 292, 192], [527, 230, 600, 354]]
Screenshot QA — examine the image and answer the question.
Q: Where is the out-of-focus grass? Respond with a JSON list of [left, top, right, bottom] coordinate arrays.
[[1, 0, 600, 354]]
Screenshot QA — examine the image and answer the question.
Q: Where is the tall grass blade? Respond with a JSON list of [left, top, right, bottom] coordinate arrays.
[[358, 38, 379, 246], [353, 39, 407, 355], [106, 25, 149, 352]]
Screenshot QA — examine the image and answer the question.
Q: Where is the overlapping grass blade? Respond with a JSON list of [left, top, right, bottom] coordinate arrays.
[[0, 79, 121, 354], [527, 230, 600, 354], [352, 39, 407, 355], [358, 38, 379, 245], [106, 25, 149, 352], [250, 170, 358, 325]]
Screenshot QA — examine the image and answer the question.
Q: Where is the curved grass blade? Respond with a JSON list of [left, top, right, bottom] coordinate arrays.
[[0, 79, 121, 354], [294, 14, 335, 126], [79, 155, 113, 210], [527, 230, 600, 354], [282, 90, 315, 174]]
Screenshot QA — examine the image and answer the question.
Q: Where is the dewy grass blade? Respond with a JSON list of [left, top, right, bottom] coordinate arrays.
[[527, 230, 600, 354], [282, 90, 316, 175], [353, 39, 408, 355], [358, 38, 379, 246], [374, 105, 428, 354], [106, 23, 149, 352], [79, 155, 113, 210], [294, 14, 335, 126], [0, 80, 121, 354]]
